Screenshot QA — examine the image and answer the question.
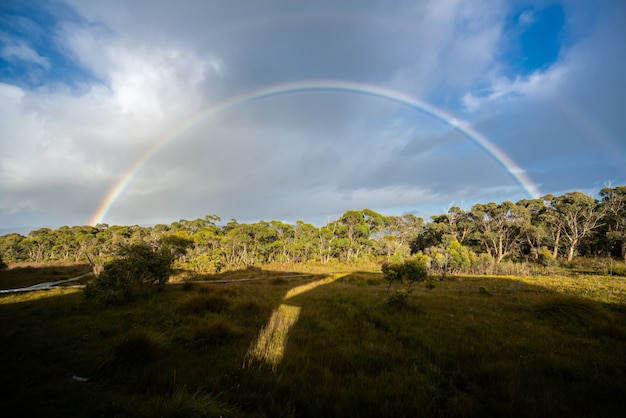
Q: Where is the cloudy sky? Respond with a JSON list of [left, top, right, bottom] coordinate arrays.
[[1, 0, 625, 232]]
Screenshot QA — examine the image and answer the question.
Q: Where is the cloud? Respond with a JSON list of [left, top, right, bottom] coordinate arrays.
[[0, 36, 50, 69], [1, 0, 625, 230]]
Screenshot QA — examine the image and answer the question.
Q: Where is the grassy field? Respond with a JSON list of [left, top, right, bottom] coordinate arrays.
[[1, 265, 625, 417]]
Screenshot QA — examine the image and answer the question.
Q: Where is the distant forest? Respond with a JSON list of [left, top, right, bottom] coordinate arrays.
[[1, 186, 625, 275]]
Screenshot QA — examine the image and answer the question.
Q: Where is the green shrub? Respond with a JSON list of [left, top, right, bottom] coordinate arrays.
[[538, 248, 558, 268], [0, 254, 7, 270], [84, 243, 175, 304], [381, 256, 428, 293]]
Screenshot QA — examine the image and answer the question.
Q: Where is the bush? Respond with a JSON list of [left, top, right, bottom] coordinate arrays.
[[381, 256, 428, 294], [0, 254, 7, 270], [84, 243, 175, 304], [538, 248, 558, 268]]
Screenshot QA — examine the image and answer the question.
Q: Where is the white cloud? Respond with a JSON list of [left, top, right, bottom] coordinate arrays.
[[0, 37, 50, 69]]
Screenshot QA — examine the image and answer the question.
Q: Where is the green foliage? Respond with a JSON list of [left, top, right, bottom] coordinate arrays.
[[538, 247, 559, 267], [84, 243, 175, 304], [381, 255, 428, 293], [0, 254, 7, 270]]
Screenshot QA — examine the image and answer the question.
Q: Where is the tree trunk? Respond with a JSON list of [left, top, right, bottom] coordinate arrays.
[[553, 229, 561, 259], [567, 239, 577, 262]]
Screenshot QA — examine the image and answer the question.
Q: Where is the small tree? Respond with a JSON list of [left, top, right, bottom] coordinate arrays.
[[84, 243, 175, 304], [381, 256, 429, 308]]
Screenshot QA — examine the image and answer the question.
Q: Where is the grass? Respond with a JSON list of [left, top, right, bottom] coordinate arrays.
[[1, 265, 625, 416]]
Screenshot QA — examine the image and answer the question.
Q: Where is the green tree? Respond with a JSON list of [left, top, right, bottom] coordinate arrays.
[[600, 186, 626, 260], [381, 255, 429, 293], [470, 201, 527, 263], [84, 243, 175, 304], [552, 192, 604, 261]]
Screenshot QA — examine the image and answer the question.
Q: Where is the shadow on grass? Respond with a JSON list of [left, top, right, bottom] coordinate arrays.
[[0, 263, 92, 290]]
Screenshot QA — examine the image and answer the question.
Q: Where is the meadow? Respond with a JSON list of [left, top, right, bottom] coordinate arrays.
[[1, 264, 626, 417]]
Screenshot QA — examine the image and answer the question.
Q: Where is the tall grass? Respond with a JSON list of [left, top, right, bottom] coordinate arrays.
[[1, 267, 625, 417]]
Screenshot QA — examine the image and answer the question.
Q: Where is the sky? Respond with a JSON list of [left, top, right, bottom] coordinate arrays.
[[1, 0, 625, 233]]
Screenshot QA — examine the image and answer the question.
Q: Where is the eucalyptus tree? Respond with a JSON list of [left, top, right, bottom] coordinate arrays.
[[266, 220, 294, 263], [516, 198, 550, 259], [20, 228, 54, 262], [289, 220, 319, 263], [551, 192, 604, 261], [0, 233, 25, 263], [600, 186, 626, 260], [336, 210, 371, 260], [541, 194, 565, 258], [469, 201, 528, 263], [384, 214, 424, 257]]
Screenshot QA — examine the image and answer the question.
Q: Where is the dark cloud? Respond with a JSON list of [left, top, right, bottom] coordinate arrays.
[[1, 0, 625, 230]]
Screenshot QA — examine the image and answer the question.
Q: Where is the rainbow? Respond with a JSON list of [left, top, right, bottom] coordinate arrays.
[[89, 80, 541, 225]]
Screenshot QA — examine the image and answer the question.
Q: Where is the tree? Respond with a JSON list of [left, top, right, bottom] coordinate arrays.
[[552, 192, 604, 261], [84, 243, 175, 304], [381, 255, 429, 308], [470, 201, 527, 263], [600, 186, 626, 260], [517, 198, 550, 260], [381, 256, 429, 293]]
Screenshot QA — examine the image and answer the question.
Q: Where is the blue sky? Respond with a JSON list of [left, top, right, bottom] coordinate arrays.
[[1, 0, 625, 232]]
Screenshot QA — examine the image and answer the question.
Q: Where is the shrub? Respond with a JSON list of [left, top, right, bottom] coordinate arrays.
[[538, 248, 558, 268], [381, 256, 428, 294], [0, 254, 7, 270], [84, 243, 175, 304]]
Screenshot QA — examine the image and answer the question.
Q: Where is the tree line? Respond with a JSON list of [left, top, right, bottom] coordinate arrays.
[[1, 186, 625, 275]]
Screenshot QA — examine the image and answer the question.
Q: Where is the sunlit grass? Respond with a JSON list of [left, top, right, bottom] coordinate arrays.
[[244, 274, 345, 370], [283, 273, 344, 299], [244, 304, 301, 370]]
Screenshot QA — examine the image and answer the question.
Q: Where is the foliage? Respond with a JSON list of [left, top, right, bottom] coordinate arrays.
[[381, 255, 429, 294], [537, 247, 559, 268], [0, 254, 7, 270], [84, 243, 175, 304], [2, 185, 626, 273]]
